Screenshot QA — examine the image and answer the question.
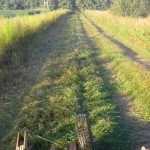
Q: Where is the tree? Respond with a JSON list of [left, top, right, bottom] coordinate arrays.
[[58, 0, 76, 9], [111, 0, 150, 17], [0, 0, 41, 9], [76, 0, 112, 10], [49, 0, 58, 10]]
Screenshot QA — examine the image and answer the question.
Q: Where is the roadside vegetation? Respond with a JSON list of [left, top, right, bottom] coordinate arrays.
[[111, 0, 150, 17], [82, 13, 150, 121], [84, 10, 150, 60], [0, 9, 69, 83]]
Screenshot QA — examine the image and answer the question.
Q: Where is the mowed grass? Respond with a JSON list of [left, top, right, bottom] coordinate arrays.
[[84, 10, 150, 60], [2, 13, 130, 150], [81, 13, 150, 122]]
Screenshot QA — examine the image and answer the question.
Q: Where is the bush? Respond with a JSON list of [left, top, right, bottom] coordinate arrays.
[[49, 0, 58, 10], [76, 0, 112, 10], [58, 0, 76, 9], [111, 0, 150, 17]]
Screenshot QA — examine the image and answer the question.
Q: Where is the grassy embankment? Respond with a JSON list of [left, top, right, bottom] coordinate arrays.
[[0, 9, 70, 149], [82, 12, 150, 121], [0, 9, 69, 82], [84, 10, 150, 60], [2, 13, 129, 150]]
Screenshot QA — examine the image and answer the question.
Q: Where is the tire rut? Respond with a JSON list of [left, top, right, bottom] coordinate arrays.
[[81, 14, 150, 150], [84, 15, 150, 71]]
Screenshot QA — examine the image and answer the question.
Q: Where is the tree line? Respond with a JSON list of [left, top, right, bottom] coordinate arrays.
[[0, 0, 111, 10], [0, 0, 41, 9], [112, 0, 150, 17], [0, 0, 150, 17]]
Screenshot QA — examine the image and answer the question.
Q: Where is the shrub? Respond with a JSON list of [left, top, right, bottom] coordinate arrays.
[[111, 0, 150, 17]]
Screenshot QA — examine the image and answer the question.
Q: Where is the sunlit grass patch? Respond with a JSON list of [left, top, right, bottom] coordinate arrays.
[[81, 13, 150, 121], [84, 10, 150, 60], [0, 9, 71, 86], [0, 9, 69, 65]]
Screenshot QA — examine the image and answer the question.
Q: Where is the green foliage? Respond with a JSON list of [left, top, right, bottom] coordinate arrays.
[[0, 0, 112, 10], [111, 0, 150, 17], [0, 0, 150, 17], [58, 0, 76, 9], [1, 13, 130, 149], [76, 0, 112, 10], [49, 0, 58, 10], [0, 0, 42, 10]]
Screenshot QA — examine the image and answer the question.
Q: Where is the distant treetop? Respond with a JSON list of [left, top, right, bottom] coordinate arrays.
[[0, 0, 149, 17]]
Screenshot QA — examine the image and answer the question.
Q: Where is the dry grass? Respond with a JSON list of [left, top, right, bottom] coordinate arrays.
[[0, 9, 69, 65], [0, 9, 70, 83], [81, 13, 150, 121], [84, 10, 150, 60]]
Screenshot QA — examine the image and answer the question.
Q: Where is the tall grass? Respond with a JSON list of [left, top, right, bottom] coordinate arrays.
[[0, 9, 69, 65], [81, 13, 150, 121], [84, 10, 150, 60], [0, 9, 70, 83]]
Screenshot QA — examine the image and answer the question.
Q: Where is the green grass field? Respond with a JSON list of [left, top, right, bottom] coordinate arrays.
[[0, 10, 150, 150]]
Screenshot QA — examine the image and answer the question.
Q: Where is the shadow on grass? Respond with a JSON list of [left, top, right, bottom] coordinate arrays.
[[83, 15, 150, 71], [0, 13, 74, 145], [78, 16, 147, 150]]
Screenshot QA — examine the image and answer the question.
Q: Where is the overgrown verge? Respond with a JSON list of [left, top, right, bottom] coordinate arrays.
[[0, 9, 70, 82], [82, 14, 150, 121], [84, 10, 150, 61]]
